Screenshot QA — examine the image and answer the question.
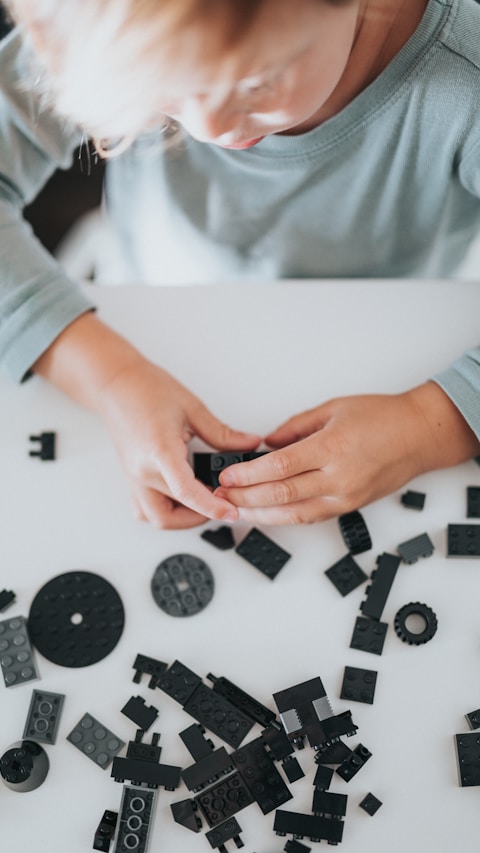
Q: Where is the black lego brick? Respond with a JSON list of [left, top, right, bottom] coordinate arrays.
[[207, 673, 276, 728], [313, 763, 334, 790], [28, 431, 56, 460], [0, 590, 16, 612], [465, 709, 480, 730], [455, 733, 480, 786], [93, 810, 118, 852], [157, 660, 202, 705], [336, 744, 372, 782], [180, 723, 215, 761], [401, 490, 426, 510], [273, 810, 344, 844], [284, 842, 312, 853], [126, 730, 162, 764], [261, 723, 294, 761], [360, 553, 400, 621], [315, 740, 352, 766], [233, 736, 292, 814], [312, 788, 348, 818], [201, 526, 236, 550], [182, 747, 234, 792], [448, 524, 480, 557], [111, 755, 181, 789], [340, 666, 377, 705], [350, 615, 388, 655], [467, 487, 480, 518], [205, 816, 243, 850], [194, 771, 254, 827], [359, 792, 382, 815], [183, 683, 254, 748], [324, 554, 368, 596], [132, 653, 167, 689], [113, 786, 157, 853], [170, 798, 202, 833], [235, 528, 291, 580], [121, 695, 159, 731], [397, 532, 434, 564], [193, 451, 266, 488], [282, 755, 304, 783]]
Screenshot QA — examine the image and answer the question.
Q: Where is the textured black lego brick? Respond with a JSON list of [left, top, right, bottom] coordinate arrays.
[[171, 797, 202, 833], [208, 673, 276, 728], [282, 756, 304, 783], [448, 524, 480, 557], [261, 723, 293, 761], [325, 554, 368, 596], [157, 660, 202, 705], [195, 771, 254, 827], [183, 683, 254, 748], [182, 747, 234, 792], [313, 763, 334, 790], [359, 793, 382, 815], [467, 487, 480, 518], [315, 740, 352, 766], [112, 756, 181, 789], [121, 696, 159, 731], [132, 653, 167, 689], [401, 490, 426, 510], [312, 789, 348, 818], [180, 724, 215, 761], [397, 532, 434, 564], [205, 816, 243, 850], [350, 616, 388, 655], [455, 733, 480, 786], [336, 744, 372, 782], [340, 666, 377, 705], [273, 810, 344, 844], [233, 736, 292, 814], [93, 810, 118, 852], [273, 677, 327, 714], [235, 528, 291, 580], [360, 553, 400, 621]]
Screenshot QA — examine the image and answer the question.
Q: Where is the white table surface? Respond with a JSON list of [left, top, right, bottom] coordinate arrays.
[[2, 279, 480, 853]]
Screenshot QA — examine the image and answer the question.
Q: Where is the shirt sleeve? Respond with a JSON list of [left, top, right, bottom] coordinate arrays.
[[0, 28, 96, 382]]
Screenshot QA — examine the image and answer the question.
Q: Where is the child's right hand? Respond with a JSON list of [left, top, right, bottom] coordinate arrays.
[[33, 312, 260, 529]]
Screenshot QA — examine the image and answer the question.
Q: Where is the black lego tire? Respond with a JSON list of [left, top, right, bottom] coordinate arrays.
[[338, 510, 372, 555], [394, 602, 438, 646]]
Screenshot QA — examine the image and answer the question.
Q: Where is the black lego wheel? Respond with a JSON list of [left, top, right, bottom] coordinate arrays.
[[338, 510, 372, 555], [28, 571, 125, 667], [394, 602, 438, 646]]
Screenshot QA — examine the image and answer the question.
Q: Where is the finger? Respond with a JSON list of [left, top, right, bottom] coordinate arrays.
[[158, 439, 240, 522], [265, 405, 331, 447], [215, 469, 325, 508], [218, 435, 325, 488], [135, 485, 209, 530], [236, 495, 342, 526], [189, 402, 261, 451]]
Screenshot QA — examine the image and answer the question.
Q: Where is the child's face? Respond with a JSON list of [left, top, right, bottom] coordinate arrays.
[[156, 0, 360, 148]]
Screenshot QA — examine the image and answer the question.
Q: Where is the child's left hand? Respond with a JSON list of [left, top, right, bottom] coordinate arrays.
[[215, 382, 479, 525]]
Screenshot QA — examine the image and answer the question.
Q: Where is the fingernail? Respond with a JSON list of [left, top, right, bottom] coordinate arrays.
[[220, 472, 235, 486], [215, 488, 228, 499]]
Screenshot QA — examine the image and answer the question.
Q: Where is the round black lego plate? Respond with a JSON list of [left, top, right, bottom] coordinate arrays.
[[28, 571, 125, 667], [151, 553, 214, 617]]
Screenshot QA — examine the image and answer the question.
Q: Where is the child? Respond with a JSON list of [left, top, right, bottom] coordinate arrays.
[[0, 0, 479, 529]]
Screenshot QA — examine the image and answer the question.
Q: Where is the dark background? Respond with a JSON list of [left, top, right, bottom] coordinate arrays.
[[0, 3, 104, 254]]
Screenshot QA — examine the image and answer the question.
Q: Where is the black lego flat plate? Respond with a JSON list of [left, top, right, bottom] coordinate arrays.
[[28, 571, 125, 667]]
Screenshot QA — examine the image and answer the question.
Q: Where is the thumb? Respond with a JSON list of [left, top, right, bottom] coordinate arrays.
[[190, 402, 261, 451]]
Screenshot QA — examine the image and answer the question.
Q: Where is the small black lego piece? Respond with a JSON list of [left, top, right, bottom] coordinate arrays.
[[401, 490, 426, 510], [338, 510, 372, 555], [336, 744, 372, 782], [28, 431, 56, 460], [281, 755, 305, 783], [121, 696, 159, 732], [171, 798, 202, 833], [284, 842, 312, 853], [22, 689, 65, 744], [232, 736, 292, 814], [112, 785, 157, 853], [193, 451, 267, 488], [324, 554, 368, 596], [340, 666, 377, 705], [454, 733, 480, 786], [207, 672, 276, 728], [312, 789, 348, 819], [273, 677, 357, 751], [183, 682, 255, 748], [447, 523, 480, 557], [151, 553, 214, 617], [235, 528, 291, 580], [180, 723, 215, 761], [0, 740, 49, 792], [93, 809, 118, 852], [465, 709, 480, 730], [205, 816, 244, 852], [394, 602, 438, 645], [201, 526, 236, 551], [112, 730, 181, 790], [195, 772, 254, 827], [0, 589, 16, 612], [67, 713, 125, 769], [360, 552, 400, 621], [397, 532, 434, 564], [350, 615, 388, 656], [28, 571, 125, 668], [261, 722, 295, 762], [0, 615, 39, 686], [273, 810, 344, 844], [313, 764, 334, 790], [359, 793, 382, 815], [157, 660, 203, 705], [132, 653, 168, 689], [182, 746, 234, 792], [467, 486, 480, 518], [315, 740, 352, 766]]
